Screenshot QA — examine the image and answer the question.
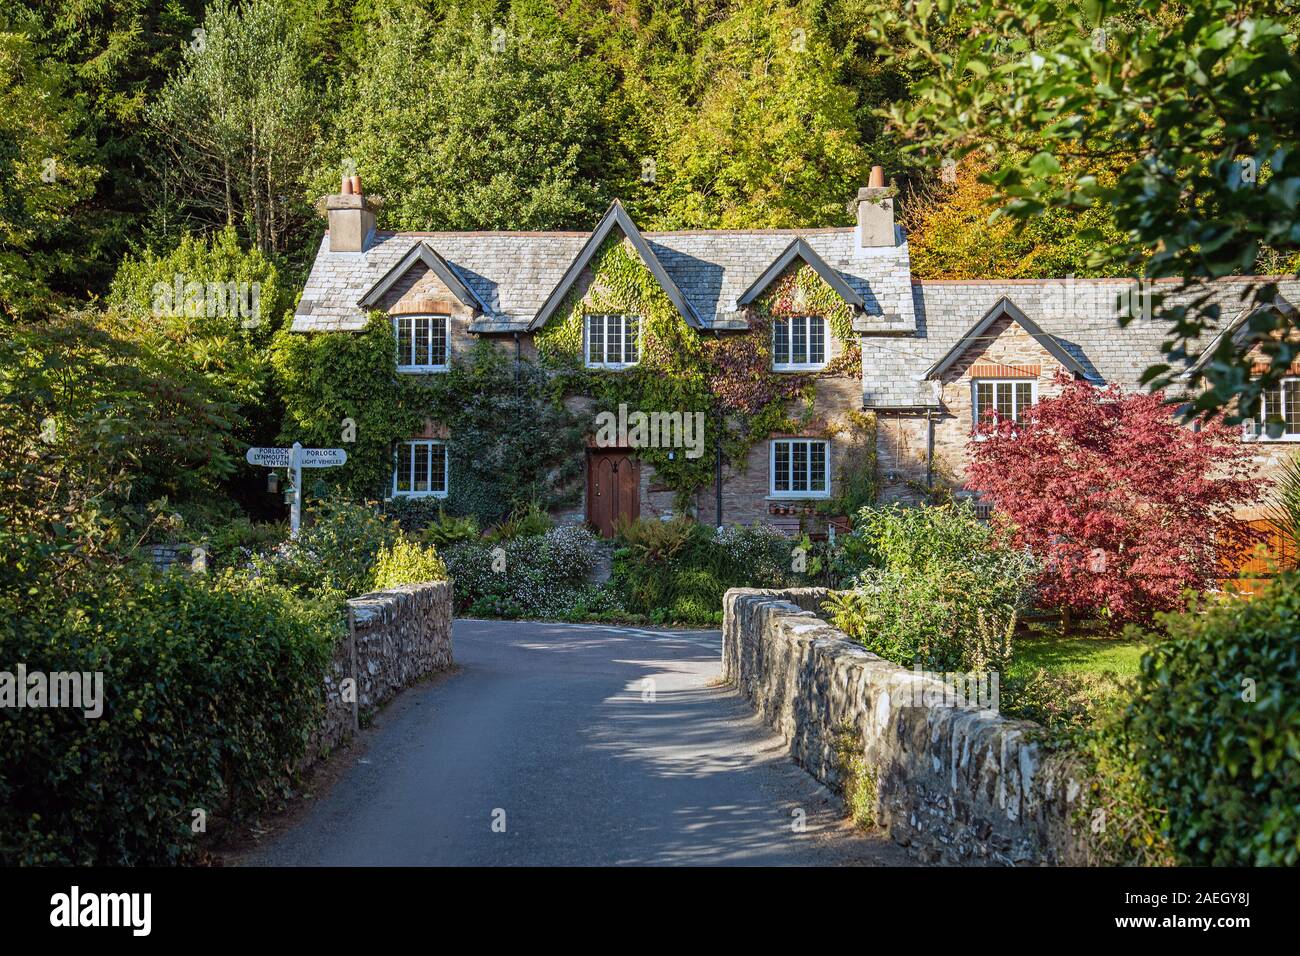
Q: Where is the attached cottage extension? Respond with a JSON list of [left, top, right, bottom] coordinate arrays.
[[292, 173, 1300, 533]]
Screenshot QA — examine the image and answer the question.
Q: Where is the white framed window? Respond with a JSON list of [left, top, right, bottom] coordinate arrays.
[[392, 440, 448, 497], [772, 315, 827, 370], [1256, 378, 1300, 440], [395, 315, 449, 372], [770, 439, 830, 498], [585, 313, 640, 369], [973, 379, 1036, 429]]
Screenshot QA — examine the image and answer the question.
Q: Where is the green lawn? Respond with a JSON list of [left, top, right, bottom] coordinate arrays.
[[1008, 630, 1148, 680]]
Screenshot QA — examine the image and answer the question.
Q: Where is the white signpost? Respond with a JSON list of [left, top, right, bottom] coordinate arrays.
[[245, 441, 348, 539]]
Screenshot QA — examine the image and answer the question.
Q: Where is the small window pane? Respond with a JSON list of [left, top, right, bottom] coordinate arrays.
[[413, 443, 429, 492], [774, 442, 790, 492], [625, 315, 639, 364], [396, 445, 412, 492], [792, 317, 808, 365], [995, 382, 1013, 419], [613, 313, 626, 364], [1285, 380, 1300, 435], [810, 442, 827, 491], [1014, 382, 1033, 419], [792, 442, 809, 491], [432, 444, 447, 493], [414, 317, 430, 366], [975, 382, 994, 423], [773, 319, 790, 366], [588, 314, 604, 365], [431, 317, 447, 366], [397, 317, 413, 365], [808, 318, 825, 365]]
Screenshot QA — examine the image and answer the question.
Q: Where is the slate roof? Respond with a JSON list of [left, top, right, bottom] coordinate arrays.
[[290, 222, 915, 334], [736, 237, 866, 310], [864, 278, 1300, 408], [290, 206, 1298, 412], [528, 201, 703, 329]]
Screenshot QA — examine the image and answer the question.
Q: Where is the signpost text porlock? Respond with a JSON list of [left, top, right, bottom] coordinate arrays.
[[245, 441, 348, 539]]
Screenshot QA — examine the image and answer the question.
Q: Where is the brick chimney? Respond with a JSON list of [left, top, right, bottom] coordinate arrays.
[[325, 175, 378, 253], [854, 165, 896, 249]]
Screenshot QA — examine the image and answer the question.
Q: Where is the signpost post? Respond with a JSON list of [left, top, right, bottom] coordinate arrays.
[[245, 442, 348, 539]]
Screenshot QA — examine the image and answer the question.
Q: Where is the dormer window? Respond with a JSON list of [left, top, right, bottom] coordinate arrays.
[[772, 316, 827, 371], [973, 379, 1035, 429], [586, 313, 640, 369], [396, 315, 448, 372]]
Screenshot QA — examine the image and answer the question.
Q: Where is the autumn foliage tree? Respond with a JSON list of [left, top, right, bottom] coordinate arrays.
[[966, 373, 1263, 625]]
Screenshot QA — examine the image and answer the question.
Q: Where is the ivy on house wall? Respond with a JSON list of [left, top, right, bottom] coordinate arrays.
[[274, 250, 873, 518], [417, 341, 586, 525], [272, 314, 421, 498], [537, 236, 718, 502], [535, 237, 865, 506], [274, 316, 586, 523]]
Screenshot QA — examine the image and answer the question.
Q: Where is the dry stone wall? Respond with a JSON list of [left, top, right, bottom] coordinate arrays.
[[723, 587, 1092, 865], [308, 580, 454, 764]]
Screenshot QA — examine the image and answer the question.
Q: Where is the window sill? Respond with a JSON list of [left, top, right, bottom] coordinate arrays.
[[585, 362, 640, 371], [391, 490, 449, 499], [398, 366, 449, 374], [1244, 434, 1300, 443], [766, 492, 831, 501], [773, 363, 827, 373]]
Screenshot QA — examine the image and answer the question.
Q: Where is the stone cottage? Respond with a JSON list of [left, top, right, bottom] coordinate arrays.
[[291, 172, 1300, 535]]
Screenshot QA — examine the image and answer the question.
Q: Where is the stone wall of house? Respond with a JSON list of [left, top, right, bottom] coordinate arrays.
[[723, 587, 1092, 865], [307, 579, 454, 765], [933, 313, 1071, 482], [693, 360, 865, 530], [874, 413, 932, 504]]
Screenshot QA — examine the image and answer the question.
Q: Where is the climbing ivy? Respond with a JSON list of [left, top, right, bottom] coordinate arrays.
[[535, 239, 863, 505], [274, 316, 586, 523], [537, 236, 717, 502], [272, 314, 421, 497], [275, 248, 870, 514]]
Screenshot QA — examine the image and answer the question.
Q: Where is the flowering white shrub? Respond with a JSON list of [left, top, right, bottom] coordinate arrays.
[[444, 525, 601, 618]]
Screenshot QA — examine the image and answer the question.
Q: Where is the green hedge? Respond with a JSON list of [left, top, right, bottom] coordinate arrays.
[[1127, 576, 1300, 866], [0, 568, 337, 865]]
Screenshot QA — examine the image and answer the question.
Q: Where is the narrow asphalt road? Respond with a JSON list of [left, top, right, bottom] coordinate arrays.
[[241, 619, 912, 866]]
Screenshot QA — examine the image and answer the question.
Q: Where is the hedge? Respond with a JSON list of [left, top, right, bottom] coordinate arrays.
[[0, 567, 338, 865]]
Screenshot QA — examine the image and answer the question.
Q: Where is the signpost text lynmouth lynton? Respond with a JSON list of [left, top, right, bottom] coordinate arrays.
[[245, 442, 347, 539]]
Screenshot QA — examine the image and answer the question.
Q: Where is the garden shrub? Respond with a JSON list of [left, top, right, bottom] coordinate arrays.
[[370, 537, 448, 591], [613, 519, 796, 625], [252, 498, 400, 597], [0, 567, 337, 865], [1125, 576, 1300, 866], [444, 525, 599, 618], [825, 503, 1037, 671], [485, 502, 554, 542]]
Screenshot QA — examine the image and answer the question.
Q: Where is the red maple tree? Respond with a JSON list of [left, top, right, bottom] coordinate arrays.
[[966, 373, 1264, 624]]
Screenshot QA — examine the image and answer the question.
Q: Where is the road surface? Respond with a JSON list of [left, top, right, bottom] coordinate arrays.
[[241, 619, 911, 866]]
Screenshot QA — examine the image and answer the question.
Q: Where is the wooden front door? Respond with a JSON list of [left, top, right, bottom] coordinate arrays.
[[587, 450, 640, 537]]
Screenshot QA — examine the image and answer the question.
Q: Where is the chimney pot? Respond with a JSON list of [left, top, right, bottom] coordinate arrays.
[[349, 174, 362, 195], [341, 176, 354, 195], [869, 165, 885, 188]]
